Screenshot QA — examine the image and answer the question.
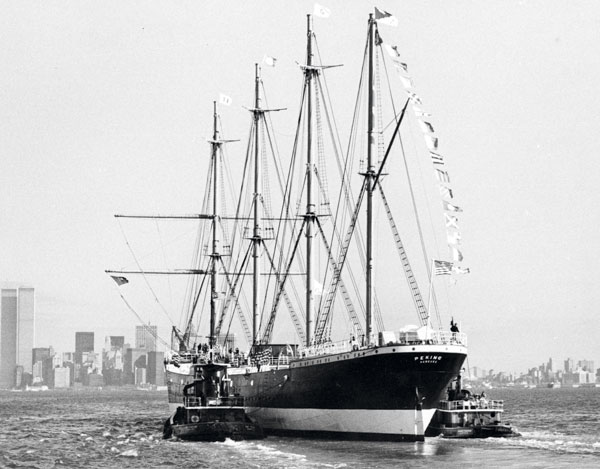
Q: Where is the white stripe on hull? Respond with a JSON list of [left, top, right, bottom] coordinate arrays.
[[245, 407, 436, 437]]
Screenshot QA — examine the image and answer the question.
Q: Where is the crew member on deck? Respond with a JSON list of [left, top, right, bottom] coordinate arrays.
[[450, 318, 459, 333]]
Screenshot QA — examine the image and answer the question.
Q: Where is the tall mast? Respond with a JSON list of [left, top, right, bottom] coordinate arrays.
[[252, 63, 262, 346], [365, 14, 376, 345], [305, 14, 315, 347], [209, 100, 220, 348]]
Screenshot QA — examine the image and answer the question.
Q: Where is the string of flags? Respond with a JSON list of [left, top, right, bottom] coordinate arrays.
[[378, 15, 469, 276]]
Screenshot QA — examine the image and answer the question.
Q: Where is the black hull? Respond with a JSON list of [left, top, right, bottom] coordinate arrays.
[[230, 347, 465, 410], [229, 345, 466, 440]]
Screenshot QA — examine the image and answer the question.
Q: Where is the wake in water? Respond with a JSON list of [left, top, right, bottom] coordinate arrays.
[[221, 438, 313, 466], [483, 429, 600, 457]]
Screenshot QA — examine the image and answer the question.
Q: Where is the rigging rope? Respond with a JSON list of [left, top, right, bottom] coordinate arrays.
[[112, 286, 171, 350], [117, 219, 175, 325]]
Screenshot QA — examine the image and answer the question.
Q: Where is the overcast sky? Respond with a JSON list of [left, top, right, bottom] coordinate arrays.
[[1, 0, 599, 374]]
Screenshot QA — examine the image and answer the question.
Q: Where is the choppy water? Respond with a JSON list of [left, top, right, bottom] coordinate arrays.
[[0, 386, 599, 468]]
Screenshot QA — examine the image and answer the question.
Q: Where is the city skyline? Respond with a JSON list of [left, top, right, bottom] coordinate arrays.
[[0, 287, 596, 387], [1, 279, 597, 376], [5, 322, 166, 389]]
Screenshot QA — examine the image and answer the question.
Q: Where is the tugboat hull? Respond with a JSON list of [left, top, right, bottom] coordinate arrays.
[[170, 417, 263, 441], [427, 422, 520, 439], [164, 406, 264, 442]]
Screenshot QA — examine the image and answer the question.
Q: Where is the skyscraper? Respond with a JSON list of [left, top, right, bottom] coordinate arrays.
[[17, 288, 34, 374], [109, 336, 125, 350], [147, 351, 165, 386], [0, 286, 35, 389], [564, 358, 574, 373], [75, 332, 94, 365], [135, 324, 157, 352], [103, 335, 125, 386]]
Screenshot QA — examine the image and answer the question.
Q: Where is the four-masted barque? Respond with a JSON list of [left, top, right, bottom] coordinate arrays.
[[109, 10, 469, 442]]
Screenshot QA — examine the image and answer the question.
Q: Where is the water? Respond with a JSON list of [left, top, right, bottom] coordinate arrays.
[[1, 387, 598, 468]]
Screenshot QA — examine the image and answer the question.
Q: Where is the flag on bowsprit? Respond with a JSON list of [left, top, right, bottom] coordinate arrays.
[[418, 120, 435, 134], [439, 185, 453, 200], [430, 151, 444, 165], [424, 135, 439, 151], [393, 60, 408, 73], [451, 246, 464, 262], [434, 260, 454, 275], [435, 168, 450, 183], [444, 213, 459, 229], [443, 200, 463, 212], [413, 105, 431, 117], [447, 231, 462, 245], [383, 43, 398, 59], [110, 275, 129, 286], [406, 90, 422, 105], [398, 75, 414, 89]]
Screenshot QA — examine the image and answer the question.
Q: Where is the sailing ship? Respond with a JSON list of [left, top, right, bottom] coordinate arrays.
[[109, 10, 470, 442]]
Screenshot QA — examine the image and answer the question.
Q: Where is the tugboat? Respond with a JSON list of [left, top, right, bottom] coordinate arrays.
[[425, 376, 519, 438], [163, 360, 263, 441]]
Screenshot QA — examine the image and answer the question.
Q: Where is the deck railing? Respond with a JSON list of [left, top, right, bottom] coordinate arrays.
[[298, 330, 467, 359], [183, 395, 244, 407], [167, 329, 467, 366], [438, 399, 503, 411]]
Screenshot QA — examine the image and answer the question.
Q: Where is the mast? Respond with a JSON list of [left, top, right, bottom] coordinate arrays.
[[252, 63, 262, 346], [305, 14, 315, 347], [365, 14, 376, 345], [209, 100, 219, 348]]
